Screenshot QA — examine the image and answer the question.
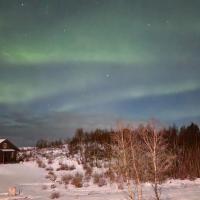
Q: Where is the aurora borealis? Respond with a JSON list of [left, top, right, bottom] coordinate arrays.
[[0, 0, 200, 145]]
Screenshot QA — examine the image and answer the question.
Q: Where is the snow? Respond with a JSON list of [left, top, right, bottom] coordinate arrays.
[[0, 139, 6, 144], [1, 162, 200, 200], [1, 147, 200, 200], [0, 162, 50, 200]]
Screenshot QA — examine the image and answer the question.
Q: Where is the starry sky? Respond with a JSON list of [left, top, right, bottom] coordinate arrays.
[[0, 0, 200, 145]]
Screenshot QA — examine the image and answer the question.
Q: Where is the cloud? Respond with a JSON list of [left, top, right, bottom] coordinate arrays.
[[0, 110, 119, 146]]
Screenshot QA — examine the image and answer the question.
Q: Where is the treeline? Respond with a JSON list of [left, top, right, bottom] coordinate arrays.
[[68, 128, 113, 166], [36, 138, 64, 148], [33, 123, 200, 200], [35, 122, 200, 179], [67, 123, 200, 180], [163, 123, 200, 179]]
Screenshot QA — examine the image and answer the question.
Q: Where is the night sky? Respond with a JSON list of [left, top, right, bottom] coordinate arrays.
[[0, 0, 200, 145]]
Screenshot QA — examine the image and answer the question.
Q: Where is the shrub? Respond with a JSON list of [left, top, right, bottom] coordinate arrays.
[[57, 163, 69, 171], [69, 165, 75, 170], [84, 164, 93, 182], [50, 192, 60, 199], [57, 163, 75, 171], [42, 185, 48, 190], [116, 176, 124, 190], [93, 173, 101, 184], [46, 167, 53, 171], [48, 159, 53, 164], [61, 174, 73, 185], [98, 177, 107, 187], [104, 169, 116, 183], [46, 171, 57, 182], [96, 161, 102, 168], [48, 171, 55, 176], [71, 173, 83, 188], [93, 173, 107, 187], [36, 159, 46, 168], [50, 174, 57, 182], [84, 165, 93, 177], [50, 184, 56, 189]]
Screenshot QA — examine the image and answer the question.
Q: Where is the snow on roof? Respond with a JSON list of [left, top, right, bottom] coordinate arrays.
[[0, 139, 20, 150], [0, 139, 6, 144], [1, 149, 15, 152]]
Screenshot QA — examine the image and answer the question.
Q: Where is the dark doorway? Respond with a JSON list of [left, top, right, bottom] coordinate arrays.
[[2, 151, 15, 163]]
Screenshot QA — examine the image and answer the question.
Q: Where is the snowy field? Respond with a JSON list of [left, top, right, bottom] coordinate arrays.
[[0, 162, 50, 200], [1, 162, 200, 200]]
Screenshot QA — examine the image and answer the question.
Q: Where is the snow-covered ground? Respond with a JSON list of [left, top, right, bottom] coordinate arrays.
[[1, 147, 200, 200], [1, 162, 200, 200], [0, 162, 50, 200]]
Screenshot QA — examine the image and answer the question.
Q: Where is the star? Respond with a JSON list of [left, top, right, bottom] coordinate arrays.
[[106, 74, 110, 78], [21, 2, 24, 7]]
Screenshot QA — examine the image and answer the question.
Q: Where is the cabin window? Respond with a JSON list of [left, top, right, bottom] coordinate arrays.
[[2, 142, 8, 149]]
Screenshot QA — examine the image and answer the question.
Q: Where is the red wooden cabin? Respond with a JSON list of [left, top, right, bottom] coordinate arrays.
[[0, 139, 20, 164]]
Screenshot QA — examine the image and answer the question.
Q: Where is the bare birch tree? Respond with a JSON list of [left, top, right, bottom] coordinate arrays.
[[128, 130, 143, 200], [140, 125, 175, 200], [112, 123, 144, 200], [112, 123, 135, 200]]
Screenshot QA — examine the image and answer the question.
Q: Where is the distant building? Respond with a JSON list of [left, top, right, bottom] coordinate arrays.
[[0, 139, 20, 164]]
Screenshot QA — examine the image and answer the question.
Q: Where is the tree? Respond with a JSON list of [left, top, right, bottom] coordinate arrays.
[[112, 123, 144, 200], [128, 129, 143, 200], [140, 125, 175, 200], [112, 123, 134, 200]]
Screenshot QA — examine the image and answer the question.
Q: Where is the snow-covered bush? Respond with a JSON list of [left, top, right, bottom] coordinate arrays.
[[93, 173, 107, 186], [61, 174, 73, 185], [50, 191, 60, 199], [71, 173, 83, 188]]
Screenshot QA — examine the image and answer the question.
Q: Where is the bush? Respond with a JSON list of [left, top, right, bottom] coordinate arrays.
[[116, 176, 124, 190], [96, 161, 102, 168], [61, 174, 73, 185], [71, 173, 83, 188], [69, 165, 75, 170], [84, 165, 93, 177], [50, 192, 60, 199], [98, 177, 107, 187], [104, 169, 116, 183], [84, 164, 93, 182], [42, 185, 48, 190], [57, 163, 75, 171], [48, 159, 53, 164], [50, 184, 56, 189], [36, 159, 46, 168], [46, 166, 53, 171], [57, 163, 69, 171], [93, 173, 107, 187], [93, 173, 101, 184], [46, 171, 57, 182]]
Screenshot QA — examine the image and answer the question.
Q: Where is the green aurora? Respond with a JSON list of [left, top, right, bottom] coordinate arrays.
[[0, 0, 200, 145]]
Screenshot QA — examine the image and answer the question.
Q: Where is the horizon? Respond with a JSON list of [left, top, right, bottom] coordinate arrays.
[[1, 121, 199, 147]]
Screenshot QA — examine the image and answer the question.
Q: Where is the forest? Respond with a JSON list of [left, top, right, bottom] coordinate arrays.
[[36, 123, 200, 180], [35, 123, 200, 200]]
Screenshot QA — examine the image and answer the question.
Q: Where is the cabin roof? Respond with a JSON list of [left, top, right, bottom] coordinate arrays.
[[0, 138, 20, 151], [0, 139, 6, 144]]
